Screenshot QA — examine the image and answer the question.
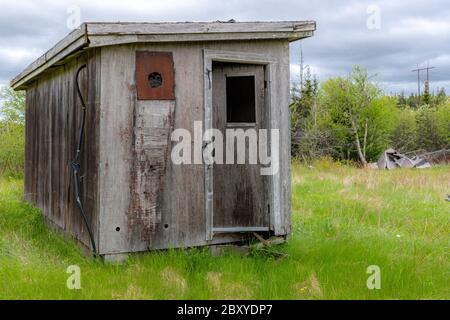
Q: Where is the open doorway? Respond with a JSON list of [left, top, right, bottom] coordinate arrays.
[[203, 50, 280, 241], [209, 61, 269, 235]]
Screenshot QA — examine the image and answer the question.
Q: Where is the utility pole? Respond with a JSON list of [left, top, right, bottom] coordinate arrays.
[[425, 63, 435, 83], [412, 64, 435, 107]]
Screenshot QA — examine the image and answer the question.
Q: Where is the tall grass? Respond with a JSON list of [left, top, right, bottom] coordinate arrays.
[[0, 161, 449, 299]]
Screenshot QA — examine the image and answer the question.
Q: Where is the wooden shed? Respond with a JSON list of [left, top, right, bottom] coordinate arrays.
[[11, 21, 316, 259]]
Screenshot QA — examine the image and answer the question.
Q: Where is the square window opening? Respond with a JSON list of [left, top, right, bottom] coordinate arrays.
[[226, 76, 256, 123]]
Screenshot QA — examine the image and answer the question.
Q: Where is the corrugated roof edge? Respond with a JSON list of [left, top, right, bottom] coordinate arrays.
[[11, 20, 316, 90]]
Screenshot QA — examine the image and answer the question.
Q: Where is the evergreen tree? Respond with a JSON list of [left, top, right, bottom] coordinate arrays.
[[422, 80, 430, 105], [432, 88, 447, 107], [290, 67, 319, 157], [396, 91, 407, 108]]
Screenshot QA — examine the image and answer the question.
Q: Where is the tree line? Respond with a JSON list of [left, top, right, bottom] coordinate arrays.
[[290, 66, 450, 164], [1, 66, 449, 177]]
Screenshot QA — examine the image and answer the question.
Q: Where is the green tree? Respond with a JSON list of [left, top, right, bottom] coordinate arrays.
[[436, 101, 450, 147], [0, 122, 25, 177], [422, 80, 430, 105], [0, 86, 26, 177], [320, 66, 380, 165], [390, 108, 417, 152], [431, 88, 447, 107], [362, 96, 397, 160], [415, 105, 448, 151], [406, 93, 418, 109], [396, 91, 408, 109], [0, 86, 25, 124], [290, 67, 319, 157]]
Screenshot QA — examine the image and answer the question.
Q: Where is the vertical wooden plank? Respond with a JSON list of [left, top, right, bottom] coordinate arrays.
[[278, 41, 292, 235], [98, 46, 134, 254], [267, 61, 282, 235], [162, 42, 206, 249], [128, 100, 174, 250], [203, 51, 213, 241]]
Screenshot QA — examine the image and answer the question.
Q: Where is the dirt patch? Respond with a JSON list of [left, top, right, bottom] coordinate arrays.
[[161, 267, 187, 297], [293, 273, 323, 299], [206, 272, 253, 299], [112, 283, 151, 300]]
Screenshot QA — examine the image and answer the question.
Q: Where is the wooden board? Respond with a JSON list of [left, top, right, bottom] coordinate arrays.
[[86, 21, 316, 35], [128, 100, 175, 248]]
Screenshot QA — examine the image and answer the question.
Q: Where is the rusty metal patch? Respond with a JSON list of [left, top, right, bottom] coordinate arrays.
[[136, 51, 175, 100]]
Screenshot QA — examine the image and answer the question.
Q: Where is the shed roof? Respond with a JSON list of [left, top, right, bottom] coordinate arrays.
[[11, 20, 316, 90]]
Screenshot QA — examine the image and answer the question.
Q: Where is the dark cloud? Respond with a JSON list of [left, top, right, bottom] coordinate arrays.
[[287, 0, 450, 93], [0, 0, 449, 94]]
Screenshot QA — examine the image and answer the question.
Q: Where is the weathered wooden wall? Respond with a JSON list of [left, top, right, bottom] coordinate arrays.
[[97, 40, 291, 255], [24, 49, 101, 250]]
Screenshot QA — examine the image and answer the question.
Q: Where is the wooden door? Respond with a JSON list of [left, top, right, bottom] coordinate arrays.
[[211, 62, 269, 233]]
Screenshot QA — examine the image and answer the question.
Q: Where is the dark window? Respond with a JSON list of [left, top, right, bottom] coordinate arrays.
[[226, 76, 256, 123]]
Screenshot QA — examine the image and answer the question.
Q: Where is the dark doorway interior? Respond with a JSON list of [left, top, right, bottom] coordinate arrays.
[[226, 75, 256, 123]]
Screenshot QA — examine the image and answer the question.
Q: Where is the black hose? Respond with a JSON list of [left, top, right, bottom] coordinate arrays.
[[71, 64, 97, 256]]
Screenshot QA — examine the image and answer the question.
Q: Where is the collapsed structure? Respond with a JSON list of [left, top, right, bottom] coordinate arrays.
[[377, 148, 431, 169]]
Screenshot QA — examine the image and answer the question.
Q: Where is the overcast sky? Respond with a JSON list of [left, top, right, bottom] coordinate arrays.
[[0, 0, 449, 95]]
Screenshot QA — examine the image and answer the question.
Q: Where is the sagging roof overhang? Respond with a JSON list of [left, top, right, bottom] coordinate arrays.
[[11, 20, 316, 90]]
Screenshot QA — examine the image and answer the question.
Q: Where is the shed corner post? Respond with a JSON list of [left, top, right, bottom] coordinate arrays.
[[203, 49, 214, 241], [266, 62, 283, 236]]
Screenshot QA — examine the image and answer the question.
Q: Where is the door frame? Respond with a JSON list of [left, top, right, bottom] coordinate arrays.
[[203, 49, 281, 241]]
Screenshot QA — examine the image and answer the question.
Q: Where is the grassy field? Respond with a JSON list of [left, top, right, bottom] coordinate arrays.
[[0, 160, 448, 300]]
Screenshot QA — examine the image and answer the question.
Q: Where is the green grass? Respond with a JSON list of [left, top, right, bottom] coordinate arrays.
[[0, 160, 449, 299]]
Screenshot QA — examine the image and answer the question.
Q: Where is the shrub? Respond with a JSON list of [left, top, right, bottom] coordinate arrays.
[[415, 105, 448, 152], [0, 87, 25, 177], [0, 122, 25, 178], [390, 108, 417, 152]]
